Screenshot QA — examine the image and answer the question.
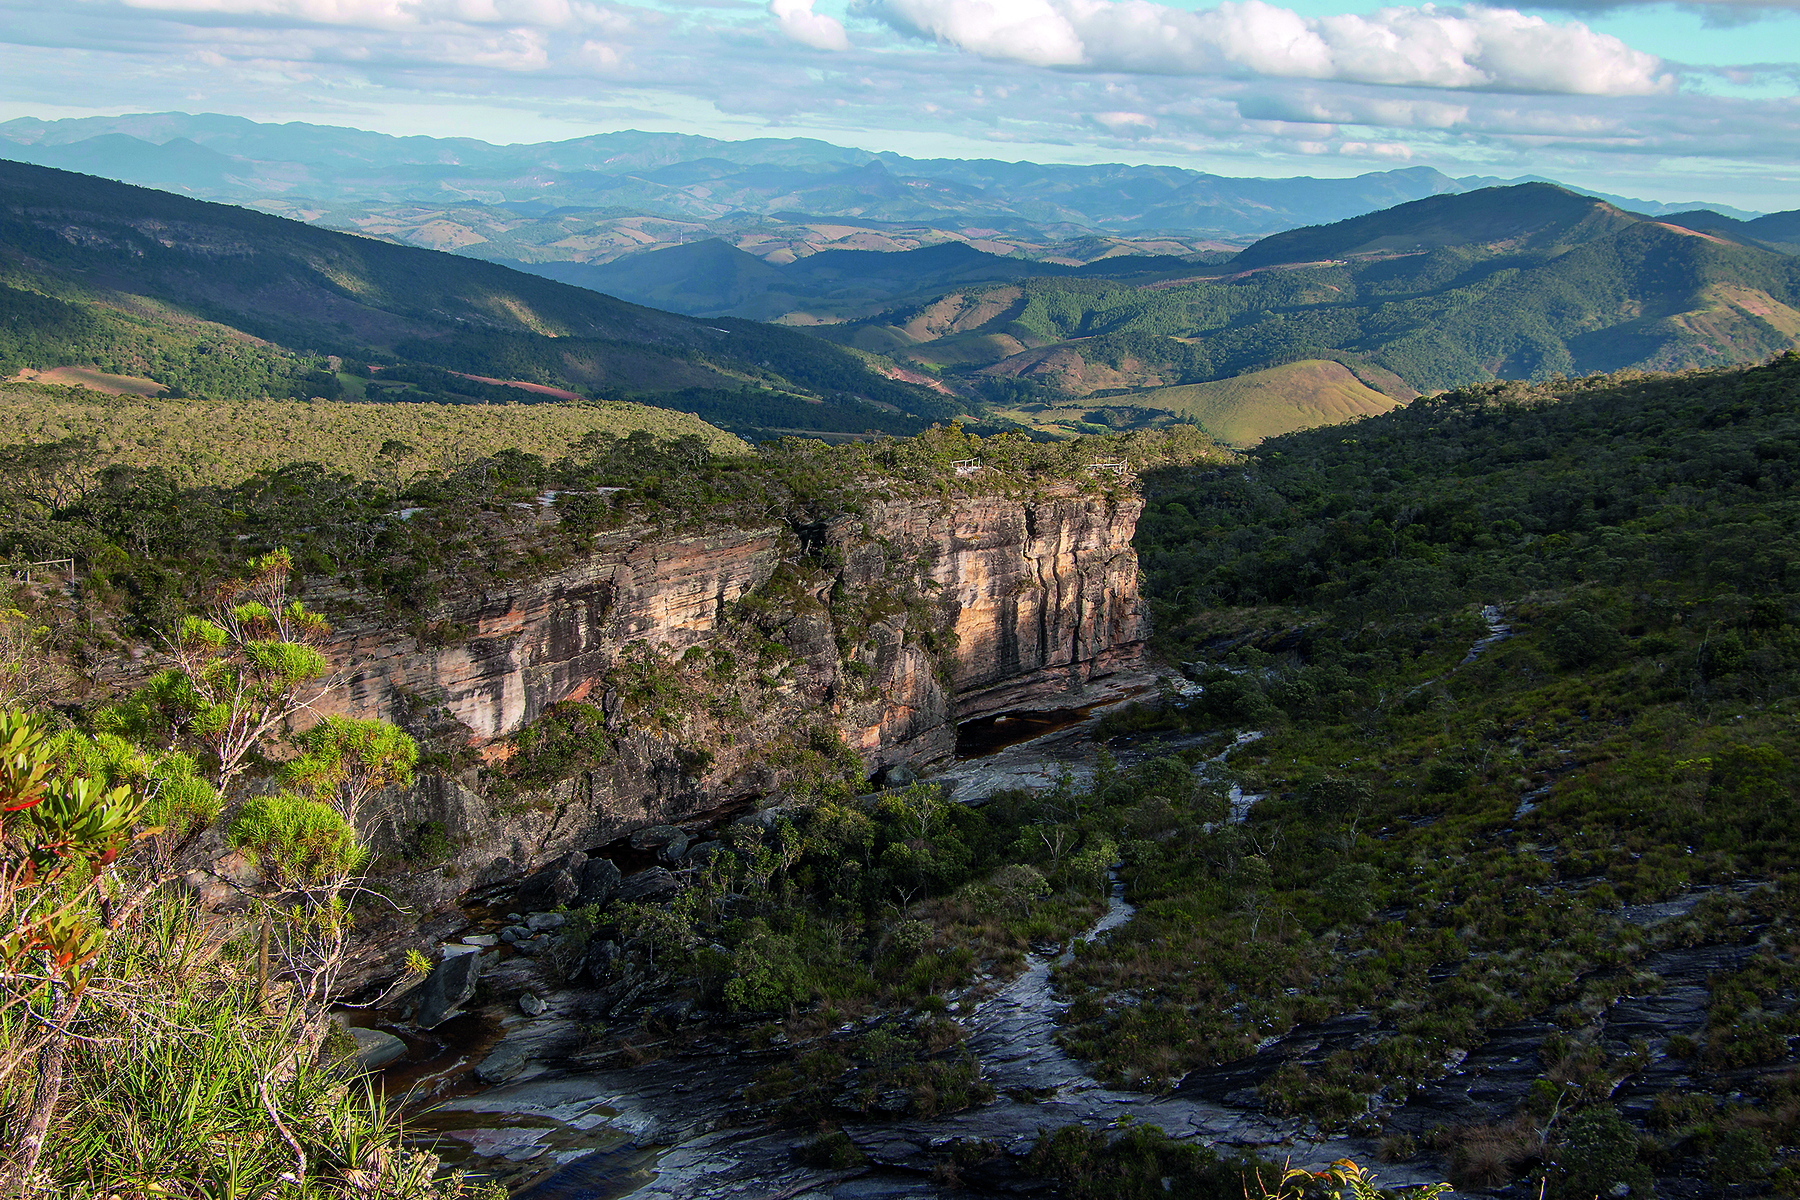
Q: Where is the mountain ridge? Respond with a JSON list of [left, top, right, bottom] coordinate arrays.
[[809, 184, 1800, 417], [0, 158, 961, 439], [0, 112, 1761, 248]]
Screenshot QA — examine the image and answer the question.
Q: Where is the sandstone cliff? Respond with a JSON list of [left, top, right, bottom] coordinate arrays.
[[326, 483, 1148, 904]]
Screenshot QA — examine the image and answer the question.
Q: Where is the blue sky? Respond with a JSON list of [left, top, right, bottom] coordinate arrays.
[[0, 0, 1794, 210]]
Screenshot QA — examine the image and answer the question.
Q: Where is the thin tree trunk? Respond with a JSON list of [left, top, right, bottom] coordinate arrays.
[[257, 917, 270, 1011], [0, 988, 74, 1197]]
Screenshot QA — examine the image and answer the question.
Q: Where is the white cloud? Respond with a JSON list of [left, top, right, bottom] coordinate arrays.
[[3, 0, 1796, 211], [859, 0, 1675, 96], [768, 0, 849, 49], [1338, 139, 1413, 156], [1091, 108, 1154, 128]]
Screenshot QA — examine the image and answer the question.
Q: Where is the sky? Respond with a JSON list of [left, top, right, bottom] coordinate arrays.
[[0, 0, 1795, 210]]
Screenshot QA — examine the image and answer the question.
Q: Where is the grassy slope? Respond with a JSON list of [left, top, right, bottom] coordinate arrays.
[[0, 381, 747, 486], [984, 359, 1403, 445], [1125, 360, 1401, 445]]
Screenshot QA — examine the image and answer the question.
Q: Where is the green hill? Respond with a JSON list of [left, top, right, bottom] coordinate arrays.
[[1661, 206, 1800, 255], [0, 159, 960, 439], [825, 185, 1800, 411], [982, 358, 1405, 445], [1130, 360, 1402, 445], [1229, 182, 1639, 268]]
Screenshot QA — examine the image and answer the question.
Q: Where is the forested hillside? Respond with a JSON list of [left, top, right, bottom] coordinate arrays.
[[826, 185, 1800, 425], [0, 160, 961, 438], [1009, 351, 1800, 1192]]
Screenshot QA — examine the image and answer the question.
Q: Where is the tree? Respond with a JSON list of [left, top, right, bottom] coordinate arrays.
[[282, 715, 418, 829], [0, 609, 58, 711], [154, 549, 331, 789], [0, 708, 148, 1191]]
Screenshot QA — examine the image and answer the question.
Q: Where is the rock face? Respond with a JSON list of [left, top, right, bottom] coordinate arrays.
[[855, 490, 1147, 729], [415, 949, 481, 1029], [324, 484, 1148, 909], [320, 524, 784, 744]]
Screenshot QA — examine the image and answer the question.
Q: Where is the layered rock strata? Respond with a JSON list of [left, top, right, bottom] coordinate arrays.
[[324, 484, 1148, 906]]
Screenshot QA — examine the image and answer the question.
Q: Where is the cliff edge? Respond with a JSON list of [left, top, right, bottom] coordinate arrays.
[[319, 483, 1149, 907]]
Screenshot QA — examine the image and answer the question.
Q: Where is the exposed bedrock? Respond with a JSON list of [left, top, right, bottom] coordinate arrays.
[[320, 485, 1147, 911]]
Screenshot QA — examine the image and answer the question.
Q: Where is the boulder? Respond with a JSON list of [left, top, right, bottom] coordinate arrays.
[[346, 1026, 408, 1072], [657, 833, 691, 864], [629, 825, 686, 852], [686, 841, 724, 867], [579, 857, 622, 906], [616, 867, 681, 904], [731, 806, 792, 838], [460, 933, 498, 947], [416, 950, 480, 1029], [878, 763, 919, 789], [475, 1042, 529, 1085], [519, 992, 548, 1017], [516, 851, 587, 910], [526, 912, 565, 932]]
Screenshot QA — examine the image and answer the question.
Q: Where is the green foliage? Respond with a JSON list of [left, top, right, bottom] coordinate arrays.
[[282, 716, 418, 819], [1545, 608, 1625, 669], [723, 919, 810, 1012], [47, 728, 219, 840], [491, 701, 613, 794], [2, 895, 471, 1199], [1026, 1123, 1263, 1200], [0, 707, 148, 996], [1554, 1105, 1653, 1200], [229, 793, 365, 884], [1140, 355, 1800, 623]]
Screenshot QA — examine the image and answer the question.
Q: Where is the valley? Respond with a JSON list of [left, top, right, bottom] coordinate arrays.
[[2, 137, 1800, 1200]]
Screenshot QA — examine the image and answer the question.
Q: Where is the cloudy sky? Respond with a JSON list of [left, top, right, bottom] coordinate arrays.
[[0, 0, 1795, 209]]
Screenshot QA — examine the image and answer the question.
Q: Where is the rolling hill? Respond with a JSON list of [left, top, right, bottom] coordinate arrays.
[[0, 159, 961, 439], [1227, 183, 1641, 269], [982, 358, 1406, 446], [1660, 207, 1800, 256], [517, 237, 1194, 323], [823, 185, 1800, 417]]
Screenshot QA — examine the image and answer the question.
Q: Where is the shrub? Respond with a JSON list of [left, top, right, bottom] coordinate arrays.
[[1554, 1105, 1652, 1200], [229, 792, 365, 884], [725, 920, 810, 1012], [1546, 609, 1624, 669]]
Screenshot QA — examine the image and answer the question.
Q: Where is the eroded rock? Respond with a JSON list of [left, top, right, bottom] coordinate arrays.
[[416, 950, 481, 1029]]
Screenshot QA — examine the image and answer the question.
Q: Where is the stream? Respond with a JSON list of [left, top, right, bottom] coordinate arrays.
[[377, 638, 1557, 1197]]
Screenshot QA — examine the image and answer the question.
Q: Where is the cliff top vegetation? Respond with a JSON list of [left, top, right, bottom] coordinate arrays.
[[1, 417, 1227, 643], [0, 381, 750, 487]]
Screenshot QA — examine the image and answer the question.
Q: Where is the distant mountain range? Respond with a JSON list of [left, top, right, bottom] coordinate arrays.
[[1, 153, 1794, 452], [0, 113, 1764, 267]]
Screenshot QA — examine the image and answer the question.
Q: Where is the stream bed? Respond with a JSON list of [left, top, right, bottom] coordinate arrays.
[[371, 682, 1454, 1200], [377, 633, 1745, 1200]]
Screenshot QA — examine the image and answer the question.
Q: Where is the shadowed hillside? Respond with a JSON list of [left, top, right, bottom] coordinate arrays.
[[0, 159, 964, 438]]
